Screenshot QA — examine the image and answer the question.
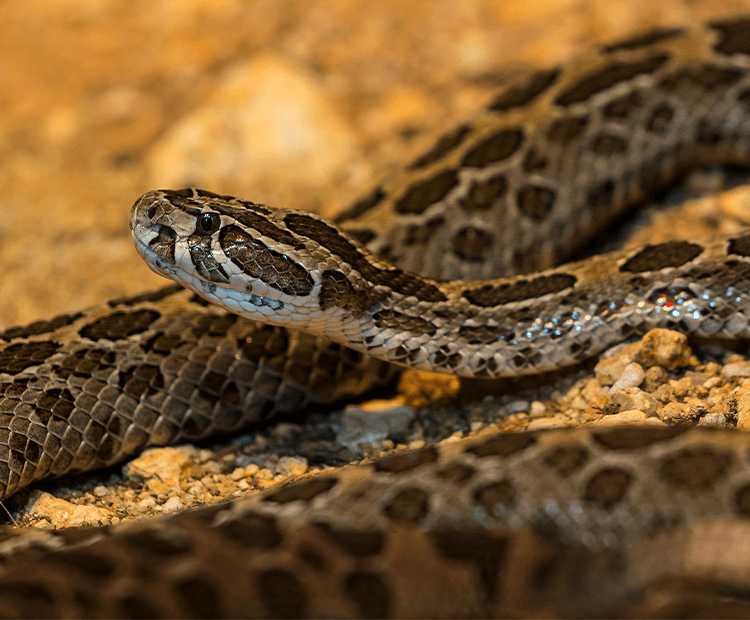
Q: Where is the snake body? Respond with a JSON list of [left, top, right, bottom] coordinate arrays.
[[2, 17, 750, 618]]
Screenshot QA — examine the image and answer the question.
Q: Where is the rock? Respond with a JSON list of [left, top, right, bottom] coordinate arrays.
[[640, 329, 693, 369], [276, 456, 308, 478], [123, 445, 199, 491], [25, 492, 112, 528], [609, 362, 645, 395], [336, 402, 415, 452], [526, 417, 569, 430], [610, 388, 659, 416], [590, 410, 665, 426]]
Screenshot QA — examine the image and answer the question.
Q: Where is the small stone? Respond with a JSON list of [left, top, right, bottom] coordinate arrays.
[[657, 401, 695, 424], [609, 363, 645, 395], [699, 413, 727, 427], [529, 401, 546, 417], [25, 492, 112, 528], [507, 400, 530, 413], [276, 456, 308, 478], [594, 341, 641, 384], [611, 388, 659, 416], [93, 486, 107, 498], [162, 497, 184, 513], [642, 366, 669, 392], [337, 403, 414, 452], [526, 417, 568, 430], [255, 468, 274, 481], [640, 329, 693, 369], [138, 497, 156, 509], [590, 410, 665, 426], [237, 480, 250, 491], [123, 445, 199, 490], [722, 362, 750, 378]]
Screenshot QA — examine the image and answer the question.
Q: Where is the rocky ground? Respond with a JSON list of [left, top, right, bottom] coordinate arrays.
[[2, 0, 750, 527]]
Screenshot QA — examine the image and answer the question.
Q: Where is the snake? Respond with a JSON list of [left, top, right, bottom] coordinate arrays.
[[2, 16, 750, 618]]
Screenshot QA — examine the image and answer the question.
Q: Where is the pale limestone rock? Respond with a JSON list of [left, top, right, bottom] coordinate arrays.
[[25, 492, 112, 528]]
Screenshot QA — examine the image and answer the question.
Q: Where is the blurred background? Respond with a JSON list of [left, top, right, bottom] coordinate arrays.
[[1, 0, 749, 327]]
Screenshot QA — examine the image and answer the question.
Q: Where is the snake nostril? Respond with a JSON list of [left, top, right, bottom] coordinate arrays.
[[146, 204, 158, 219]]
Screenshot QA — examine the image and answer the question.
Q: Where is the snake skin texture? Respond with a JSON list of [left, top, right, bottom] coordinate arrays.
[[3, 16, 750, 619]]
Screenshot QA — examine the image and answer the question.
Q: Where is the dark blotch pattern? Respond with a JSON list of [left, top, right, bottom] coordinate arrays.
[[315, 524, 385, 557], [383, 487, 430, 522], [660, 65, 743, 91], [0, 341, 61, 374], [408, 124, 472, 170], [79, 310, 160, 341], [393, 169, 459, 214], [257, 569, 306, 619], [263, 477, 338, 504], [487, 69, 560, 111], [547, 116, 589, 143], [647, 103, 675, 133], [219, 225, 314, 296], [603, 26, 684, 52], [467, 432, 537, 458], [555, 55, 669, 106], [735, 483, 750, 517], [463, 273, 576, 307], [431, 530, 509, 604], [336, 187, 386, 224], [659, 447, 733, 490], [374, 446, 439, 473], [461, 129, 524, 168], [459, 175, 507, 211], [591, 133, 628, 155], [620, 241, 703, 273], [214, 512, 283, 550], [451, 227, 493, 262], [592, 426, 687, 450], [284, 213, 447, 304], [583, 468, 632, 508], [0, 313, 83, 341], [344, 572, 392, 619], [474, 479, 515, 514], [517, 185, 556, 219], [711, 18, 750, 56], [729, 235, 750, 257], [372, 309, 438, 337], [543, 444, 590, 477]]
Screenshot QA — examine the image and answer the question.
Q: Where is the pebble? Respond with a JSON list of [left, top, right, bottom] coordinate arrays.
[[526, 417, 568, 430], [610, 388, 660, 416], [276, 456, 308, 478], [336, 403, 414, 452], [25, 492, 112, 528], [123, 445, 199, 490], [590, 410, 665, 426], [722, 362, 750, 378], [640, 329, 693, 369], [162, 497, 184, 513], [609, 362, 645, 395]]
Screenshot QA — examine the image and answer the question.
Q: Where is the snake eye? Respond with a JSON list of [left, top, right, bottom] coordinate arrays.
[[196, 212, 220, 235]]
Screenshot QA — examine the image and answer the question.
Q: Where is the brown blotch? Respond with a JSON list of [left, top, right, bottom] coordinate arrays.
[[522, 148, 547, 172], [517, 185, 556, 219], [383, 487, 430, 522], [451, 227, 493, 262], [110, 284, 184, 307], [344, 572, 392, 619], [458, 324, 501, 345], [436, 462, 476, 483], [219, 225, 314, 296], [0, 341, 61, 374], [647, 104, 675, 133], [459, 175, 507, 212], [0, 312, 83, 341], [620, 241, 703, 273], [583, 468, 632, 508], [173, 577, 221, 619], [466, 432, 537, 458], [603, 91, 643, 119], [660, 65, 744, 91], [543, 444, 590, 477], [336, 187, 385, 223], [404, 218, 444, 244], [711, 18, 750, 56], [463, 273, 576, 307], [591, 133, 628, 155], [393, 169, 459, 214], [374, 446, 439, 473], [315, 524, 385, 557], [587, 179, 616, 209], [79, 309, 160, 341], [487, 68, 560, 111], [734, 483, 750, 517], [373, 309, 438, 337], [555, 54, 669, 106], [211, 201, 299, 247], [320, 270, 378, 315], [547, 116, 589, 143], [603, 26, 684, 52], [431, 530, 510, 604], [263, 476, 338, 504], [461, 129, 524, 168], [284, 213, 447, 305], [728, 234, 750, 257], [214, 512, 283, 550], [257, 569, 307, 619], [408, 124, 472, 169], [473, 479, 515, 514], [659, 447, 733, 490], [592, 425, 686, 450]]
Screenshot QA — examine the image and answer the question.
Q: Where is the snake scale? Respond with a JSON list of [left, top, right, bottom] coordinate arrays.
[[3, 16, 750, 618]]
